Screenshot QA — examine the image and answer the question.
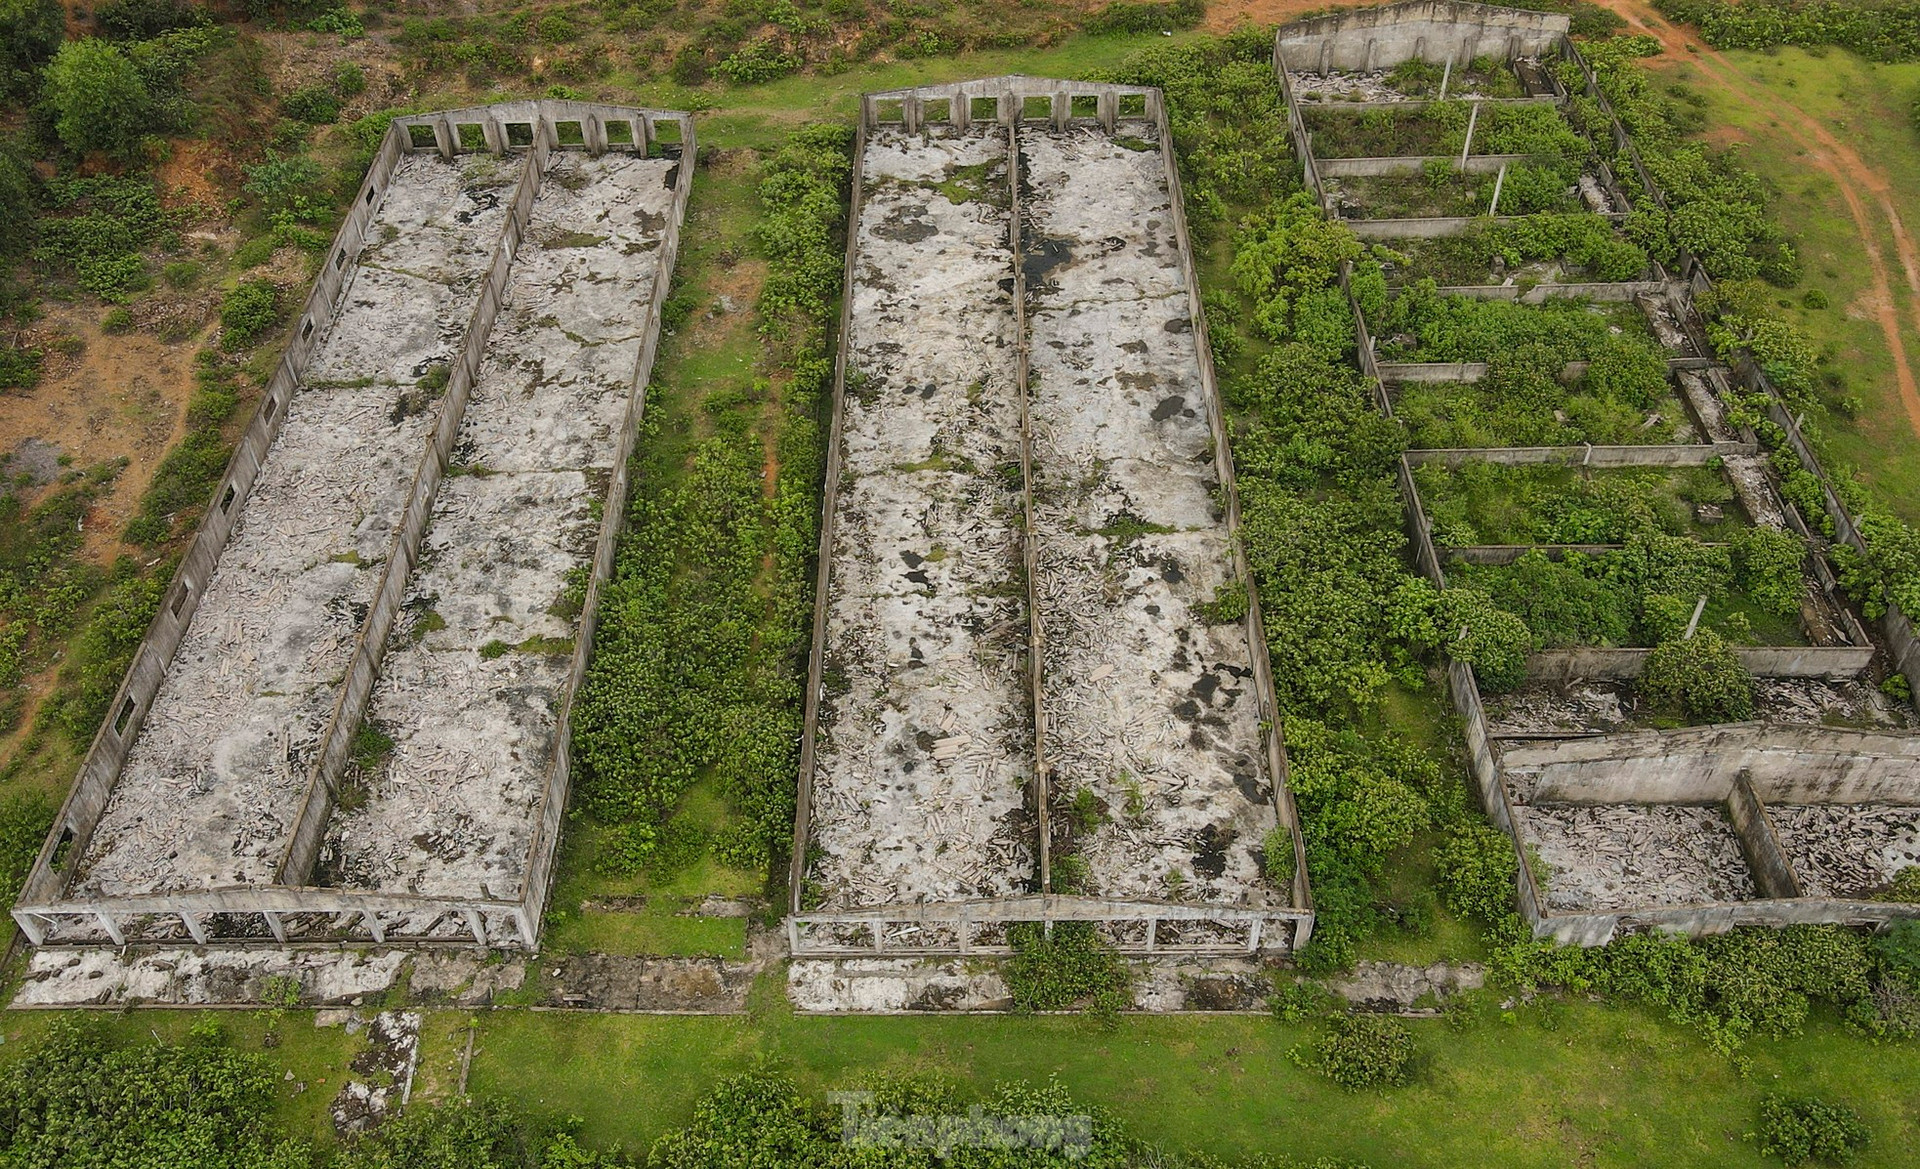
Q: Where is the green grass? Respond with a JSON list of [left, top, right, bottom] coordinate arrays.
[[1655, 46, 1920, 523], [439, 994, 1920, 1167]]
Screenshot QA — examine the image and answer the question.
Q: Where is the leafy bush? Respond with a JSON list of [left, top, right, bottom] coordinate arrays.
[[1756, 1095, 1871, 1166], [714, 39, 801, 84], [1733, 525, 1807, 617], [218, 279, 279, 350], [243, 150, 325, 222], [45, 39, 155, 157], [0, 1018, 312, 1167], [281, 83, 340, 123], [1298, 1013, 1420, 1090], [1643, 628, 1754, 721], [33, 174, 168, 301], [1006, 921, 1131, 1013], [1658, 0, 1920, 62], [1433, 819, 1519, 925], [1087, 0, 1205, 34]]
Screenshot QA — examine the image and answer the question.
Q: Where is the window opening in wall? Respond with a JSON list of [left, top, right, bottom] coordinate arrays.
[[923, 98, 951, 123], [114, 698, 136, 735], [52, 829, 74, 870], [170, 579, 193, 617], [1118, 94, 1147, 119], [1071, 94, 1099, 119], [875, 99, 906, 124], [556, 120, 585, 146], [220, 484, 236, 513], [365, 185, 378, 206], [605, 119, 634, 146], [1022, 95, 1052, 122], [263, 395, 277, 422], [506, 122, 535, 147], [407, 123, 438, 149], [334, 249, 347, 270], [301, 318, 315, 341], [971, 96, 999, 123], [457, 123, 486, 151], [649, 118, 682, 155]]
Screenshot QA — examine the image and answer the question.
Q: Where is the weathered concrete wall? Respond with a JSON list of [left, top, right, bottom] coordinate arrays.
[[1725, 773, 1801, 899], [1523, 645, 1875, 683], [1277, 1, 1569, 72], [1318, 153, 1532, 177], [1501, 723, 1920, 805], [1405, 443, 1742, 468]]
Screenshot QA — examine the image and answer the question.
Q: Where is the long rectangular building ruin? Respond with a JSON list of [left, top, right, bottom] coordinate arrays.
[[1275, 2, 1920, 943], [788, 78, 1312, 957], [13, 102, 693, 950]]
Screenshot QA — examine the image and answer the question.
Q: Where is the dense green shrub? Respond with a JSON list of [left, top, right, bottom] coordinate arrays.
[[218, 278, 280, 349], [281, 82, 340, 123], [1659, 0, 1920, 62], [714, 39, 801, 84], [45, 38, 155, 157], [1005, 921, 1131, 1013], [1732, 525, 1808, 617], [1298, 1013, 1420, 1090], [0, 0, 64, 94], [1088, 0, 1205, 34], [1756, 1095, 1871, 1166], [1433, 819, 1519, 925], [1101, 28, 1293, 218], [33, 174, 169, 301], [0, 1017, 312, 1168], [1643, 628, 1754, 720]]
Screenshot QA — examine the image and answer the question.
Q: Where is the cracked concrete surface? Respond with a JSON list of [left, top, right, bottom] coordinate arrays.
[[807, 126, 1035, 910], [325, 151, 678, 901], [74, 153, 521, 900], [1022, 127, 1280, 907], [1514, 802, 1756, 911]]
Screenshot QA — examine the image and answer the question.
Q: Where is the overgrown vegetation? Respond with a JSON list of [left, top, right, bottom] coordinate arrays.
[[572, 125, 848, 881], [1295, 1013, 1421, 1090], [1005, 921, 1132, 1014], [1658, 0, 1920, 62], [1756, 1093, 1873, 1166]]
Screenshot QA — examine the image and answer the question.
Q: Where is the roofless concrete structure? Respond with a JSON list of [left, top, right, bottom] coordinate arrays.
[[13, 102, 693, 951]]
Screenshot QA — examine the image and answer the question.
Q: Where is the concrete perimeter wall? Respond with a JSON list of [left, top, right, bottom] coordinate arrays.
[[1277, 1, 1569, 72]]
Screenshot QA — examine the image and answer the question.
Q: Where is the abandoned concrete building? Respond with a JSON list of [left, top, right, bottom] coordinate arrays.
[[787, 77, 1313, 960], [1277, 2, 1920, 943], [12, 102, 693, 951]]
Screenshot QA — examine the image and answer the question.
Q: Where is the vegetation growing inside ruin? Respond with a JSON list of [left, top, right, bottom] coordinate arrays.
[[567, 125, 849, 917], [1656, 0, 1920, 62]]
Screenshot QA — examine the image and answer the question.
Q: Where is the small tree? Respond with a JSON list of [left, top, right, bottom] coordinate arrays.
[[45, 39, 153, 158], [1643, 628, 1755, 722], [1297, 1012, 1420, 1090]]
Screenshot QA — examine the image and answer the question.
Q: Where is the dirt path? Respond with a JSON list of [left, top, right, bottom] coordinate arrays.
[[1597, 0, 1920, 442]]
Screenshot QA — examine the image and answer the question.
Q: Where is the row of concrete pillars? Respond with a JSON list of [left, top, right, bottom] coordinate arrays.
[[862, 89, 1159, 135]]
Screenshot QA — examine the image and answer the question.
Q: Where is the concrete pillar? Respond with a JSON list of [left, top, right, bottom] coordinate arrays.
[[640, 114, 654, 157], [513, 907, 537, 950], [1364, 38, 1377, 72], [1414, 36, 1427, 62], [13, 911, 45, 947], [1247, 917, 1264, 953], [957, 917, 970, 956], [1143, 917, 1156, 953], [1098, 92, 1116, 132], [1318, 41, 1331, 74], [872, 922, 884, 952], [955, 93, 970, 132], [904, 94, 921, 134], [263, 911, 287, 944], [786, 916, 800, 954], [466, 908, 487, 946], [586, 114, 607, 155], [181, 912, 208, 945], [363, 911, 387, 944], [434, 117, 456, 161], [1052, 91, 1068, 132], [1509, 34, 1522, 62], [97, 912, 125, 947], [483, 118, 505, 155]]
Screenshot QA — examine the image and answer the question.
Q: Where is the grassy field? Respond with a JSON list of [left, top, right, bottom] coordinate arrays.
[[51, 989, 1853, 1167], [1649, 44, 1920, 522]]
